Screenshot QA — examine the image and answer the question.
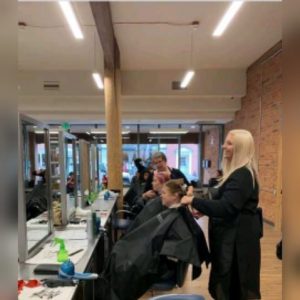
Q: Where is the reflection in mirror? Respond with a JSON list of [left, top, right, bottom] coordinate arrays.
[[22, 123, 50, 252], [79, 140, 91, 207], [76, 141, 81, 203], [49, 131, 77, 226], [65, 137, 76, 219]]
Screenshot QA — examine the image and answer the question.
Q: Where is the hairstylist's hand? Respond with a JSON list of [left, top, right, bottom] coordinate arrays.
[[181, 195, 194, 205], [181, 185, 194, 205], [186, 186, 194, 196]]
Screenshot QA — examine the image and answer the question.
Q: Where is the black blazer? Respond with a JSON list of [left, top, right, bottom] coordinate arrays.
[[191, 166, 261, 300]]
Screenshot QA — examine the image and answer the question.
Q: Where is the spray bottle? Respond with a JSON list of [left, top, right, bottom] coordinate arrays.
[[54, 238, 69, 263]]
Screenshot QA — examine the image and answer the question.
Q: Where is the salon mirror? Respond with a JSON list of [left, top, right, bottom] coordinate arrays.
[[18, 115, 52, 261]]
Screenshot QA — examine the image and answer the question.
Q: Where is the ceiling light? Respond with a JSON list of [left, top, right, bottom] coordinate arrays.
[[34, 130, 44, 134], [148, 136, 179, 140], [90, 129, 106, 134], [149, 128, 189, 135], [59, 1, 84, 40], [90, 129, 130, 135], [92, 73, 104, 90], [180, 71, 195, 89], [213, 1, 244, 37], [180, 24, 197, 89]]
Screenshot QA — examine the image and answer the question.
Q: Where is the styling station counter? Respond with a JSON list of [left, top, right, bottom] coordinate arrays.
[[18, 194, 118, 300]]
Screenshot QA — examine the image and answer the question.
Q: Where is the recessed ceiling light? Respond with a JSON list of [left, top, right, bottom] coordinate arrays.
[[213, 1, 244, 37], [34, 130, 44, 134], [180, 70, 195, 89], [149, 128, 189, 135], [92, 73, 104, 90], [58, 1, 84, 39], [90, 129, 130, 135]]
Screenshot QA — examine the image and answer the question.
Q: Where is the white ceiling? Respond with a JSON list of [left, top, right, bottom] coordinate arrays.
[[111, 1, 282, 70], [18, 2, 103, 71], [17, 1, 282, 125]]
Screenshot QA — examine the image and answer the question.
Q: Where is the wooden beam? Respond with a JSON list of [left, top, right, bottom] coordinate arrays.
[[90, 1, 123, 198], [90, 2, 120, 70]]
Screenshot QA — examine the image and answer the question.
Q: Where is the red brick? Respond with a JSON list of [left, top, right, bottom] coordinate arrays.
[[225, 51, 282, 225]]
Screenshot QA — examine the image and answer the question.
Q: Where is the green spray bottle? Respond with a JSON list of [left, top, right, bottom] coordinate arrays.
[[54, 238, 69, 263]]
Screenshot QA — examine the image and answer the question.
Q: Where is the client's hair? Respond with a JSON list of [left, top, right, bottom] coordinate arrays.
[[164, 179, 186, 199]]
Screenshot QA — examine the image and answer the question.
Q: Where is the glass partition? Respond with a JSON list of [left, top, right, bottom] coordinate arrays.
[[79, 139, 91, 207], [18, 115, 52, 262], [49, 130, 77, 225]]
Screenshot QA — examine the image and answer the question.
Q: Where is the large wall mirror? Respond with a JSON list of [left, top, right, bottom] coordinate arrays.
[[18, 114, 52, 262], [79, 140, 91, 207], [49, 130, 77, 226]]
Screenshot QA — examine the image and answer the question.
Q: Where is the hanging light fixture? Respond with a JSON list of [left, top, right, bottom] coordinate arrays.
[[92, 29, 104, 90], [180, 22, 198, 89]]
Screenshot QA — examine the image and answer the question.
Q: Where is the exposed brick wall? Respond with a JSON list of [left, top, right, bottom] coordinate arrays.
[[225, 47, 282, 225], [203, 126, 221, 185]]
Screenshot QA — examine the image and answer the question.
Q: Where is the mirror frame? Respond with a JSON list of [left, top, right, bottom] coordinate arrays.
[[18, 113, 53, 262]]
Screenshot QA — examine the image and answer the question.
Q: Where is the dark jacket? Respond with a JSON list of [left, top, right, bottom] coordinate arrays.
[[26, 183, 48, 220], [144, 167, 190, 192], [191, 167, 262, 300], [103, 206, 210, 300]]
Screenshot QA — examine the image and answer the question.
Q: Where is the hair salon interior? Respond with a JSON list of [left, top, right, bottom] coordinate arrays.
[[18, 1, 282, 300]]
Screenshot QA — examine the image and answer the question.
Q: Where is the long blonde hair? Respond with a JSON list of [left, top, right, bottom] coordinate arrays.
[[219, 129, 259, 187]]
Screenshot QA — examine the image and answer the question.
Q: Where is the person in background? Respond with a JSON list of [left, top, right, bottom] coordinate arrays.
[[124, 158, 147, 207], [133, 172, 170, 213], [66, 172, 75, 193], [144, 151, 189, 192], [30, 169, 46, 187], [181, 129, 262, 300], [142, 172, 170, 201], [26, 169, 48, 220], [208, 169, 223, 188], [134, 158, 146, 174]]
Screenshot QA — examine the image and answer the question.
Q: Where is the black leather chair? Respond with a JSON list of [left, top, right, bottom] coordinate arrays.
[[111, 209, 136, 242], [150, 261, 189, 296]]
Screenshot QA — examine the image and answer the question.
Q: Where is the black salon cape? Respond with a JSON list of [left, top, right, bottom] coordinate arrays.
[[192, 167, 262, 300], [127, 196, 164, 233], [101, 206, 210, 300]]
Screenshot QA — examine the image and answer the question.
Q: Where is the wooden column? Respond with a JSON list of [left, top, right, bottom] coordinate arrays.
[[104, 68, 123, 194], [90, 2, 123, 206]]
